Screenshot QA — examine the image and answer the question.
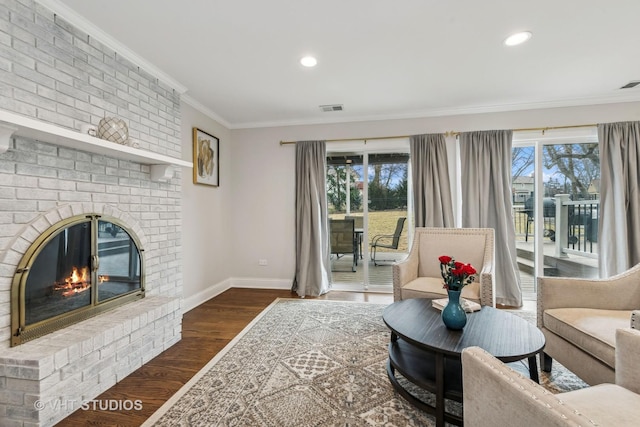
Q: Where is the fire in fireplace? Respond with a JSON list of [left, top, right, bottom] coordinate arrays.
[[53, 265, 90, 298], [11, 214, 145, 346]]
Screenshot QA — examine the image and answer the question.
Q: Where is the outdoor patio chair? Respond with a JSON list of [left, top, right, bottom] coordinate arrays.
[[370, 217, 406, 266], [330, 218, 357, 272]]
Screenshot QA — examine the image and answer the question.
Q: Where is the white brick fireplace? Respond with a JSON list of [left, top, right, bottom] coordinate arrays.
[[0, 2, 188, 425]]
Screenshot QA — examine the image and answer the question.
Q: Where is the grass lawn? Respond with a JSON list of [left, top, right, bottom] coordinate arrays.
[[330, 210, 409, 253]]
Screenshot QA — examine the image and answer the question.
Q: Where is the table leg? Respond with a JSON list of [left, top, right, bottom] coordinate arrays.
[[435, 353, 445, 427], [353, 235, 359, 271], [528, 355, 540, 383]]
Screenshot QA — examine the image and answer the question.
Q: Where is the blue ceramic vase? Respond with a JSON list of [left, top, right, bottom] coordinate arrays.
[[442, 289, 467, 330]]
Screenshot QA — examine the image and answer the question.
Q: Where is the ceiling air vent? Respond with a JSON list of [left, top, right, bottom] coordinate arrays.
[[319, 104, 344, 112], [620, 81, 640, 89]]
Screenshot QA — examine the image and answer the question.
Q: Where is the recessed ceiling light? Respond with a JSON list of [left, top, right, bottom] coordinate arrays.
[[300, 56, 317, 67], [504, 31, 532, 47]]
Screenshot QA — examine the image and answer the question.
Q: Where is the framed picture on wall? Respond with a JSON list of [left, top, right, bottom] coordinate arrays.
[[193, 128, 219, 186]]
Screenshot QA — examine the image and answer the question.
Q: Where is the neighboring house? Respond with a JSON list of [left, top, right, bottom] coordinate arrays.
[[588, 179, 601, 199], [512, 176, 534, 203]]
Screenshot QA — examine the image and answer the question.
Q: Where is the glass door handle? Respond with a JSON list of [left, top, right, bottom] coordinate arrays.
[[91, 255, 99, 272]]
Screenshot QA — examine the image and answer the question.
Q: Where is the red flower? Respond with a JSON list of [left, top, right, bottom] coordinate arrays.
[[438, 255, 477, 292], [438, 255, 452, 264], [463, 264, 477, 275]]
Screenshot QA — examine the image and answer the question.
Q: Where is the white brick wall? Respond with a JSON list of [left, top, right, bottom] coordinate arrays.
[[0, 1, 185, 425], [0, 1, 182, 158]]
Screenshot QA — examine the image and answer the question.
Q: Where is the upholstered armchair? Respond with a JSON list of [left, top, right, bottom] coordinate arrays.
[[462, 328, 640, 427], [392, 228, 495, 306], [537, 262, 640, 385]]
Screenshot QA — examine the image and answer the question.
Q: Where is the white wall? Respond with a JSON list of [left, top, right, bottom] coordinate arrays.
[[229, 102, 640, 286], [180, 101, 233, 307], [229, 126, 298, 284]]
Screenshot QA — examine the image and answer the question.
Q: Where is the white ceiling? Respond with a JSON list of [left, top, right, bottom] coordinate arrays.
[[52, 0, 640, 129]]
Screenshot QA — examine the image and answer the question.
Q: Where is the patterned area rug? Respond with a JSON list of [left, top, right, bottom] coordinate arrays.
[[143, 299, 587, 426]]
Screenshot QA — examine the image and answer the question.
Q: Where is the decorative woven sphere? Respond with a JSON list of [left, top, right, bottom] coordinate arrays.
[[97, 117, 129, 145]]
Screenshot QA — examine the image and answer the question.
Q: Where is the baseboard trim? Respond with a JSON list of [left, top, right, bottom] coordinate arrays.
[[231, 277, 292, 290], [182, 278, 233, 313], [182, 278, 293, 313]]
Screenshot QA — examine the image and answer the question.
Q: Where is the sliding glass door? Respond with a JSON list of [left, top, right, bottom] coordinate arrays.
[[513, 131, 600, 300], [367, 152, 410, 289], [327, 139, 411, 291]]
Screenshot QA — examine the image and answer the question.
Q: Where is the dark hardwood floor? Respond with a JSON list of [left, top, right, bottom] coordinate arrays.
[[56, 288, 394, 426]]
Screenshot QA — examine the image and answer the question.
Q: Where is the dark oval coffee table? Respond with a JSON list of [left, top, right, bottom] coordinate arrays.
[[382, 298, 545, 427]]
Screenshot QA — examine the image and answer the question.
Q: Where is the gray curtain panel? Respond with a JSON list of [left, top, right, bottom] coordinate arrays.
[[459, 130, 522, 307], [292, 140, 331, 297], [410, 134, 455, 227], [598, 121, 640, 277]]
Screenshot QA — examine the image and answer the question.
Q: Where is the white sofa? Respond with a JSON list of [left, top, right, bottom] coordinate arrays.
[[392, 227, 495, 306], [462, 328, 640, 427]]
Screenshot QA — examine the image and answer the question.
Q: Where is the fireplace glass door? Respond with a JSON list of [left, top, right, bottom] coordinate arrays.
[[97, 220, 142, 302], [25, 221, 92, 325], [12, 214, 144, 346]]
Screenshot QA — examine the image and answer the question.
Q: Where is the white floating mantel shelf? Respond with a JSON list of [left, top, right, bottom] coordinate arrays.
[[0, 109, 192, 181]]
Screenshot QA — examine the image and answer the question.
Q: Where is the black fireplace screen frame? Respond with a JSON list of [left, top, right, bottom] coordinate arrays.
[[10, 214, 145, 346]]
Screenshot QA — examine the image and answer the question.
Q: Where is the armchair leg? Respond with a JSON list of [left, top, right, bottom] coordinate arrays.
[[541, 351, 553, 372]]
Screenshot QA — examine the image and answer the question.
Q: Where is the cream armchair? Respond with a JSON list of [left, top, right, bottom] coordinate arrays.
[[537, 262, 640, 385], [392, 228, 495, 306], [462, 328, 640, 427]]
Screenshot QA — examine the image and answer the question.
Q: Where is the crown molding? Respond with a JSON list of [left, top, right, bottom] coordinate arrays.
[[231, 92, 640, 130], [37, 0, 188, 94], [181, 95, 232, 129]]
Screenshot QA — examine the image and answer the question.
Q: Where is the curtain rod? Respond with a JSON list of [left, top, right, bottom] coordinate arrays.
[[279, 123, 598, 145]]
